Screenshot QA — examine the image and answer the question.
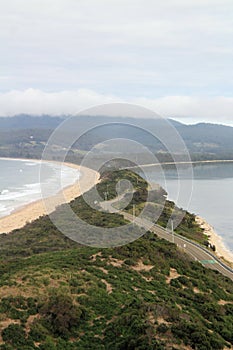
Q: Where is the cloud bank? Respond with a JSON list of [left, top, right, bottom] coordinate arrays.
[[0, 0, 233, 98], [0, 89, 232, 126]]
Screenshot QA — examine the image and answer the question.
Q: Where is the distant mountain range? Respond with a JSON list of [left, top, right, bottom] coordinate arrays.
[[0, 114, 63, 130], [0, 114, 233, 160]]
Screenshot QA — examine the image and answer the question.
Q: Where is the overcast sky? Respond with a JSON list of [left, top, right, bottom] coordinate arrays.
[[0, 0, 233, 125]]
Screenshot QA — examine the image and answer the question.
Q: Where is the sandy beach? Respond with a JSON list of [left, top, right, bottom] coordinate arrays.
[[0, 160, 100, 234], [196, 215, 233, 266], [1, 158, 233, 268]]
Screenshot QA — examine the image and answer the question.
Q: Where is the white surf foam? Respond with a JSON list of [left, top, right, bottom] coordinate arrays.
[[0, 160, 81, 219]]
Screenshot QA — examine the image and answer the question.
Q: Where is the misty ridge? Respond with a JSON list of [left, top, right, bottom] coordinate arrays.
[[0, 114, 233, 161]]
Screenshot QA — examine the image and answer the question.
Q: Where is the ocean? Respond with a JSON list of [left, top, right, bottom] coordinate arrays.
[[1, 158, 233, 255], [139, 162, 233, 253], [0, 158, 80, 218]]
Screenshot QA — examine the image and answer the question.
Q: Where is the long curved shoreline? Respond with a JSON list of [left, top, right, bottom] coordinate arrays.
[[126, 159, 233, 169], [195, 216, 233, 266], [133, 158, 233, 266], [0, 158, 232, 268], [0, 159, 100, 234]]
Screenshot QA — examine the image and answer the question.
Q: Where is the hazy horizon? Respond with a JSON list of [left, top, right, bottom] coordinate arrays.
[[0, 112, 233, 128], [1, 1, 232, 126]]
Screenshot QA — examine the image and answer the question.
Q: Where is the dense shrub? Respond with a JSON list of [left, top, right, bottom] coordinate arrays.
[[2, 324, 34, 348], [39, 292, 82, 337]]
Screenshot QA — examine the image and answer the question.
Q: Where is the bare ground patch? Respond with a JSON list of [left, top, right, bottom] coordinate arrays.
[[107, 256, 125, 267], [131, 259, 154, 272], [90, 252, 102, 262], [166, 268, 180, 284], [101, 279, 113, 294]]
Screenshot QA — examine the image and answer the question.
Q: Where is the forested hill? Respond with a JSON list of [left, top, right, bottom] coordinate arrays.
[[170, 120, 233, 157], [0, 115, 233, 160], [0, 115, 63, 130]]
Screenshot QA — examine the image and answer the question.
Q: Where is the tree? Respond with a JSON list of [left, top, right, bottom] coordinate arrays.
[[39, 292, 82, 337]]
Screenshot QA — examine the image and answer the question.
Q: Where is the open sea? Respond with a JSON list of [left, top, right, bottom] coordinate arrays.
[[0, 158, 80, 219], [139, 162, 233, 253]]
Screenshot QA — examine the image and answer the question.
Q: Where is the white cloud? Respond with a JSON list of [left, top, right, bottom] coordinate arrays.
[[134, 96, 233, 125], [0, 88, 232, 126], [0, 0, 232, 95], [0, 89, 119, 116], [0, 1, 232, 125]]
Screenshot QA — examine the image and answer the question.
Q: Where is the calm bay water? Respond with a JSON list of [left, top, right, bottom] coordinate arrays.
[[1, 159, 233, 254], [0, 158, 80, 218], [139, 162, 233, 253]]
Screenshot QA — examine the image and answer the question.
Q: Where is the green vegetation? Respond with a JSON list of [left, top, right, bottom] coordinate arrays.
[[97, 169, 148, 200], [102, 170, 208, 245], [0, 170, 232, 349], [1, 115, 233, 162]]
